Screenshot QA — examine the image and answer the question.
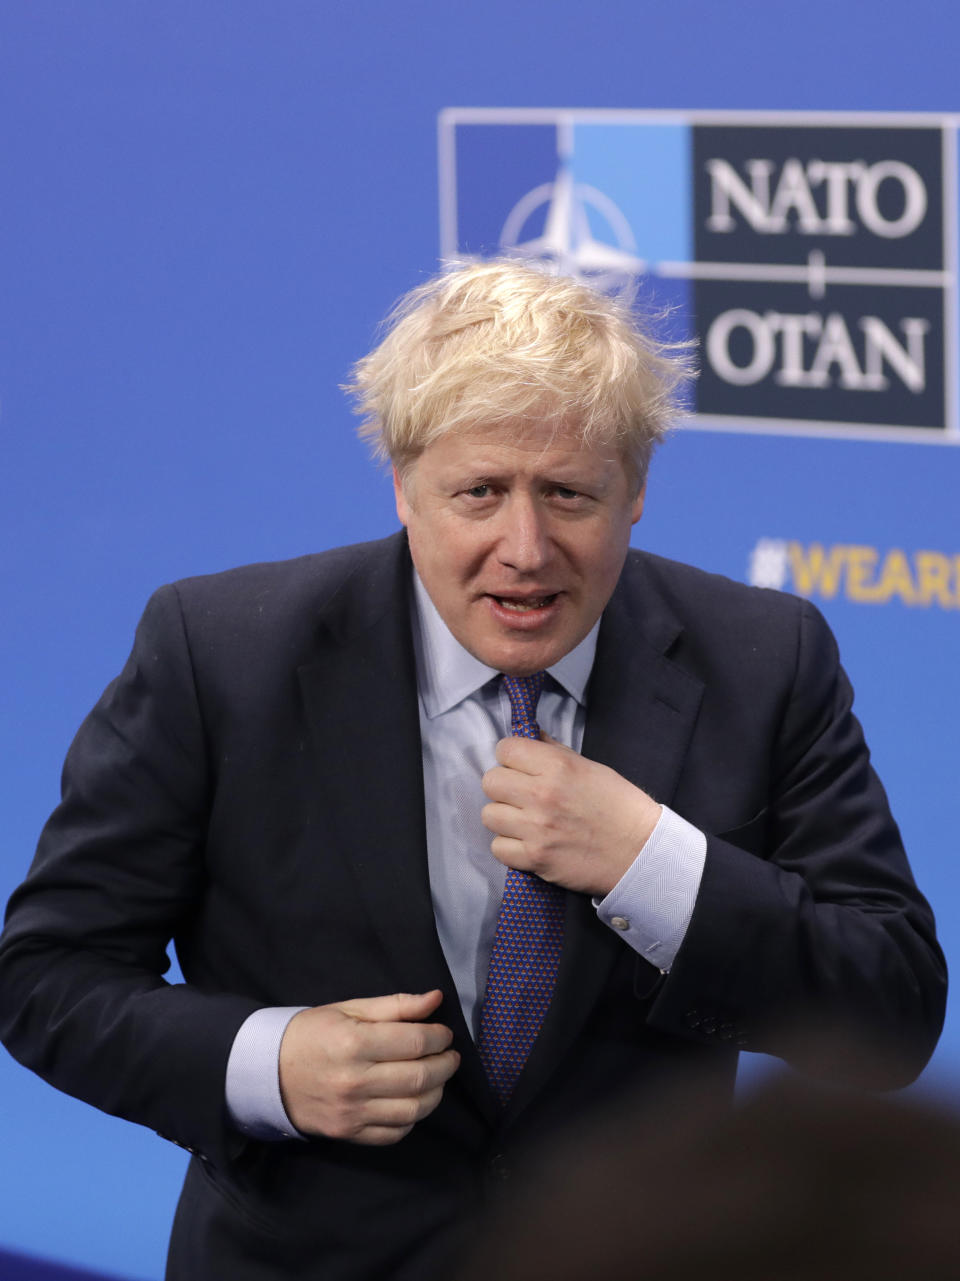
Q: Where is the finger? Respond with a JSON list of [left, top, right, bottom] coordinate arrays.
[[495, 734, 575, 768], [359, 1085, 446, 1129], [491, 835, 556, 881], [350, 1124, 415, 1146], [481, 764, 537, 805], [494, 735, 550, 772], [489, 833, 532, 870], [349, 1083, 446, 1145], [481, 800, 530, 839], [337, 990, 444, 1024], [352, 1018, 455, 1064], [362, 1049, 461, 1099]]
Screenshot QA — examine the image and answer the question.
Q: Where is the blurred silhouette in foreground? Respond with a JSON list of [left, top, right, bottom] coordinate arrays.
[[458, 1071, 960, 1281]]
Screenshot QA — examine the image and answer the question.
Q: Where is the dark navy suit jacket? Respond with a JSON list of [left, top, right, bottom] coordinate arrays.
[[0, 533, 946, 1279]]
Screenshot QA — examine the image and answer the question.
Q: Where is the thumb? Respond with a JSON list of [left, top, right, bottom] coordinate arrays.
[[337, 990, 445, 1024]]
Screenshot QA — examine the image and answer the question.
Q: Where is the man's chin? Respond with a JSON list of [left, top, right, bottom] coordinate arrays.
[[468, 632, 572, 676]]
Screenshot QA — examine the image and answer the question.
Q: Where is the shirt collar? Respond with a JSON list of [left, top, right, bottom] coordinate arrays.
[[411, 571, 599, 719]]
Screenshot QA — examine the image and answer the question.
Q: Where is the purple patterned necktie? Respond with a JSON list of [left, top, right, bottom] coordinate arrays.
[[478, 671, 565, 1104]]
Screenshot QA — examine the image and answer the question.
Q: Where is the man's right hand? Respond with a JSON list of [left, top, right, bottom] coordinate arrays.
[[278, 990, 459, 1145]]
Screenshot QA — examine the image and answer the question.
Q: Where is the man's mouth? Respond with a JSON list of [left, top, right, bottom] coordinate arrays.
[[490, 594, 558, 612]]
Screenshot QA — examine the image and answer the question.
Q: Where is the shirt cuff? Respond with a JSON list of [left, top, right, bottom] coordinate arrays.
[[595, 806, 706, 973], [225, 1006, 308, 1140]]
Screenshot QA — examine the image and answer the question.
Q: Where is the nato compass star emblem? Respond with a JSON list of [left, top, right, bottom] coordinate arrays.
[[499, 163, 646, 297]]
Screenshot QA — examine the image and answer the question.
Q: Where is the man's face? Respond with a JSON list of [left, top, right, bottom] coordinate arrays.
[[394, 421, 645, 675]]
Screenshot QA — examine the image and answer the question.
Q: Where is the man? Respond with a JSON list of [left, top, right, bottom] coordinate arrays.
[[0, 259, 946, 1280]]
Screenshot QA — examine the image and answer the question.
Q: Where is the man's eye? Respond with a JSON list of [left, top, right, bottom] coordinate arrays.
[[466, 484, 490, 498], [554, 487, 580, 500]]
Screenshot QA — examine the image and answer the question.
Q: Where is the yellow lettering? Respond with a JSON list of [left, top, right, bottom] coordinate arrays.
[[843, 545, 882, 602], [788, 542, 845, 598], [789, 542, 958, 608], [876, 548, 918, 605], [914, 551, 955, 608]]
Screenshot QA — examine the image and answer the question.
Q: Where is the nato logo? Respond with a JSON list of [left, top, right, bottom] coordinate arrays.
[[438, 109, 960, 443]]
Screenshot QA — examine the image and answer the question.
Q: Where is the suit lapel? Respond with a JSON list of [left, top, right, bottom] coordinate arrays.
[[508, 553, 705, 1117], [296, 536, 499, 1121], [297, 538, 442, 992]]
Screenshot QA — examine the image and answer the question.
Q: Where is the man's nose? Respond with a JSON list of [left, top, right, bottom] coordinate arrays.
[[496, 497, 551, 572]]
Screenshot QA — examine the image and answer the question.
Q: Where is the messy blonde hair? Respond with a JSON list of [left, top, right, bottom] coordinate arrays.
[[346, 257, 695, 483]]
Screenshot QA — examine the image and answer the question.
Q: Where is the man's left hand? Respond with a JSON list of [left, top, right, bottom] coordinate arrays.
[[481, 736, 662, 898]]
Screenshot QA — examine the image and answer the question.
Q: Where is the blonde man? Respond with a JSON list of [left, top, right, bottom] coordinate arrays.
[[0, 260, 945, 1281]]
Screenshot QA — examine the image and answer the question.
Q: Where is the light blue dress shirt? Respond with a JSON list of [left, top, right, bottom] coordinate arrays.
[[226, 572, 706, 1138]]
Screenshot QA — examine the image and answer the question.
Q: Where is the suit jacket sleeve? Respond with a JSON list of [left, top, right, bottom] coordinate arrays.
[[0, 584, 263, 1166], [645, 596, 946, 1084]]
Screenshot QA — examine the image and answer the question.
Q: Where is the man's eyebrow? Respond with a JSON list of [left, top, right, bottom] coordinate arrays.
[[541, 469, 614, 494], [437, 453, 616, 484], [440, 469, 497, 486]]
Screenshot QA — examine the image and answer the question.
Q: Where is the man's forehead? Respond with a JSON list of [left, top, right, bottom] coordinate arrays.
[[418, 420, 629, 473]]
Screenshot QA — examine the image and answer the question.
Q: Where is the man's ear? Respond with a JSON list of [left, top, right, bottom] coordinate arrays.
[[393, 466, 410, 526], [631, 482, 646, 525]]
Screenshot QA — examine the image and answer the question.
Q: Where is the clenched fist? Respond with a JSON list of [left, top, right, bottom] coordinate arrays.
[[278, 990, 459, 1145], [482, 735, 662, 897]]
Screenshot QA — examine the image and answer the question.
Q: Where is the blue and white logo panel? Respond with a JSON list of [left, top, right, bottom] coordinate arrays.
[[439, 109, 960, 443]]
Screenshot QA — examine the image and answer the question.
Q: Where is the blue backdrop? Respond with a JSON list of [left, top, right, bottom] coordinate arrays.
[[2, 3, 959, 1277]]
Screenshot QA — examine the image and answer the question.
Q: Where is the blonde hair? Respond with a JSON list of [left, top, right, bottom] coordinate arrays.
[[346, 257, 695, 482]]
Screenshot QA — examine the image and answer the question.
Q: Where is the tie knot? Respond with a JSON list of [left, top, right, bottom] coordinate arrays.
[[501, 672, 546, 739]]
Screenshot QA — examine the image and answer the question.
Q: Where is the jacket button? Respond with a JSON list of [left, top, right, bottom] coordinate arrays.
[[685, 1009, 701, 1029], [488, 1153, 511, 1182], [700, 1016, 717, 1035]]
